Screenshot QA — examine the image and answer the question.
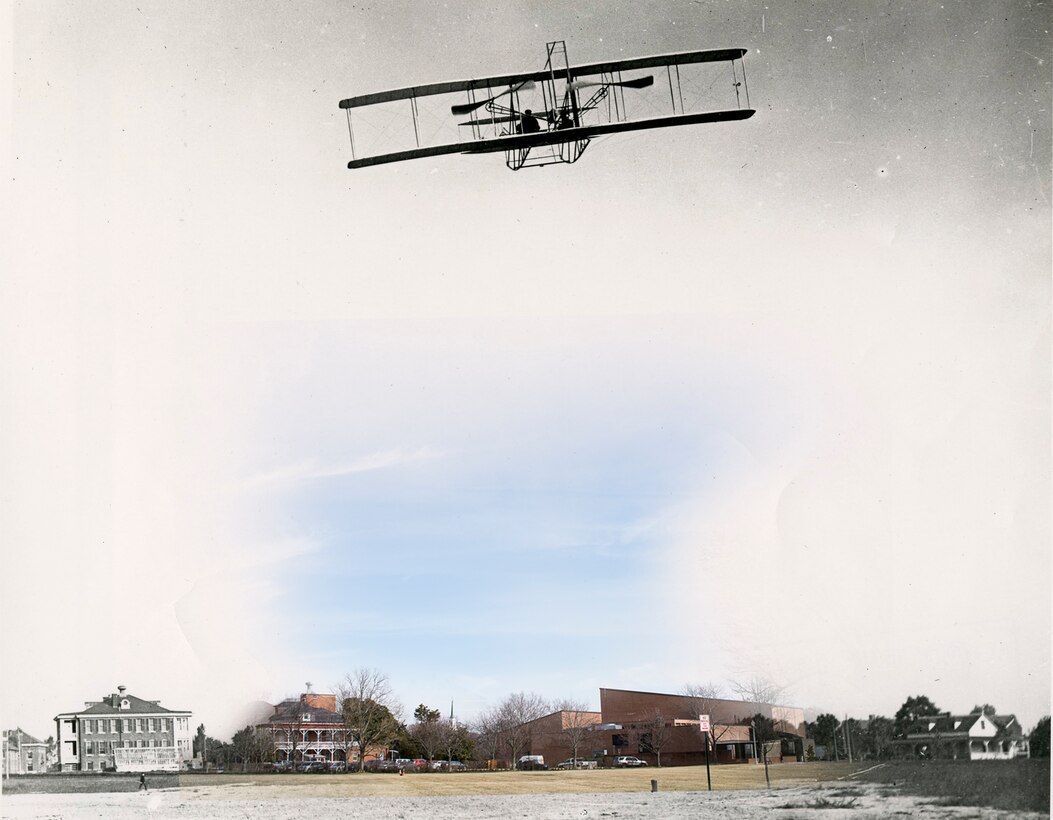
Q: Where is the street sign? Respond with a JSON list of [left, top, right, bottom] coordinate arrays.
[[698, 714, 712, 790]]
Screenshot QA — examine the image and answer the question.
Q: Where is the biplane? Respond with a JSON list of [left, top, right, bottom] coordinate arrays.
[[339, 41, 753, 171]]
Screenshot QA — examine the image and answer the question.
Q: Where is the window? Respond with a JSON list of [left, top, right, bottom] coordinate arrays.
[[135, 719, 143, 733], [87, 761, 94, 771], [124, 719, 132, 733], [86, 741, 94, 755]]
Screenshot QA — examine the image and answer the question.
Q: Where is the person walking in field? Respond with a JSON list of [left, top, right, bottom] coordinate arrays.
[[139, 773, 147, 791]]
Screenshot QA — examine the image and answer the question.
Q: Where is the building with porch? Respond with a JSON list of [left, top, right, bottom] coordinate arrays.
[[256, 693, 360, 766], [893, 709, 1030, 760]]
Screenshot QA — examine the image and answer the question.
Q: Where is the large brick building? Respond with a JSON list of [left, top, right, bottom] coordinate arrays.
[[53, 685, 193, 772], [518, 687, 806, 768]]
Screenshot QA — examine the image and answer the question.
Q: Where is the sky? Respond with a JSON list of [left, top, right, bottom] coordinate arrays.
[[3, 1, 1050, 743]]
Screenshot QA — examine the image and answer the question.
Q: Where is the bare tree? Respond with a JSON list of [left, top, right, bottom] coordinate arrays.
[[473, 706, 505, 769], [682, 682, 733, 758], [727, 674, 786, 706], [337, 668, 402, 771], [640, 709, 674, 767], [497, 692, 550, 768], [552, 699, 598, 764]]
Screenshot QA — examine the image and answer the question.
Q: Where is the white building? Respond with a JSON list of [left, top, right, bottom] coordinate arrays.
[[896, 708, 1031, 760], [54, 685, 193, 772]]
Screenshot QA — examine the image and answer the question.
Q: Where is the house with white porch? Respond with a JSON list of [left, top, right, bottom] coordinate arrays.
[[894, 708, 1030, 760]]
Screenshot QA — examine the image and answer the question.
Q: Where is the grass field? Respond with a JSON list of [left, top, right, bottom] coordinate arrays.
[[0, 762, 855, 797], [1, 772, 180, 795], [853, 759, 1050, 814], [174, 760, 864, 797]]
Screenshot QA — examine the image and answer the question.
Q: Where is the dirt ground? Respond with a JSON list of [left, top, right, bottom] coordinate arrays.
[[2, 765, 1049, 819], [2, 781, 1048, 819]]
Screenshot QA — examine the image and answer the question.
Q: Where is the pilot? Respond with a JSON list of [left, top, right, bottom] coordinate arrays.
[[519, 109, 541, 134]]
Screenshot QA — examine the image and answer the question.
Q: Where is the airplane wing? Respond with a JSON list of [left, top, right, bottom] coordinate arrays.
[[347, 109, 753, 169], [339, 46, 753, 170], [338, 48, 747, 109]]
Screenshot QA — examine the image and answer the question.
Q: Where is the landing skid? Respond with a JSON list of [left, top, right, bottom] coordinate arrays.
[[505, 138, 590, 170]]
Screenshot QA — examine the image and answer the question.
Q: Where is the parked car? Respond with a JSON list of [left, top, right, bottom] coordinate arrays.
[[327, 761, 347, 772], [516, 755, 547, 770], [614, 756, 647, 767], [365, 759, 398, 772], [430, 759, 467, 771]]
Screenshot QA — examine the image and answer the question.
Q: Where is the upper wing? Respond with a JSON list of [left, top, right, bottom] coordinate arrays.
[[566, 47, 747, 78], [338, 48, 747, 109]]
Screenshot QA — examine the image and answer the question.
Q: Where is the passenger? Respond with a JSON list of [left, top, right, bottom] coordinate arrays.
[[519, 109, 541, 133]]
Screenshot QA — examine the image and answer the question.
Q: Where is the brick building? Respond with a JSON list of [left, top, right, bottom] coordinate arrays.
[[513, 687, 807, 768], [257, 693, 360, 766], [598, 687, 806, 765], [515, 709, 603, 767], [3, 729, 48, 774], [53, 685, 193, 772]]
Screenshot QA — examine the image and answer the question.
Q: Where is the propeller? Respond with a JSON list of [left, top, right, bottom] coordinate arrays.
[[451, 81, 536, 116], [569, 75, 655, 91]]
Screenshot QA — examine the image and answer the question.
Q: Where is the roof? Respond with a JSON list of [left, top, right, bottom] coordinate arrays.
[[56, 691, 190, 718], [905, 711, 1022, 738], [261, 698, 344, 727], [5, 728, 45, 746]]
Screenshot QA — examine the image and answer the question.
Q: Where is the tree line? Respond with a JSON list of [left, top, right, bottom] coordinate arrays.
[[190, 671, 1051, 771]]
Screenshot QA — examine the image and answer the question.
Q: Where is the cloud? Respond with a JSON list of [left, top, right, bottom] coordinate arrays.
[[239, 447, 447, 492]]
